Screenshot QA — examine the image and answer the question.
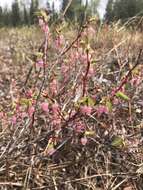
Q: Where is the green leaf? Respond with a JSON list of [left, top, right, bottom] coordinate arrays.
[[106, 100, 112, 112], [78, 96, 95, 106], [87, 97, 95, 106], [78, 96, 88, 104], [115, 91, 130, 101], [35, 10, 50, 22], [111, 136, 124, 148], [34, 52, 43, 59], [7, 112, 14, 117], [20, 98, 31, 106], [85, 130, 95, 136], [91, 60, 96, 65]]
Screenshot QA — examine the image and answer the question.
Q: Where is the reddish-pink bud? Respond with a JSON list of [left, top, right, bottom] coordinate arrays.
[[11, 116, 17, 125], [26, 89, 33, 98], [42, 24, 49, 33], [61, 65, 68, 75], [80, 105, 92, 115], [41, 102, 49, 113], [96, 105, 108, 116], [88, 66, 95, 77], [81, 137, 87, 145], [51, 103, 59, 113], [36, 59, 44, 68]]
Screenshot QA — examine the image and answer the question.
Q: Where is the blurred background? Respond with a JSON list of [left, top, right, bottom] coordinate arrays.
[[0, 0, 143, 27]]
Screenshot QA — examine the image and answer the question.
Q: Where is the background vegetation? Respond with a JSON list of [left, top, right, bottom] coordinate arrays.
[[105, 0, 143, 23], [0, 0, 143, 27]]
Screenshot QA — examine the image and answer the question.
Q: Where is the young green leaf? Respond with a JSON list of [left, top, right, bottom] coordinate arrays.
[[111, 136, 125, 148], [87, 97, 95, 106], [20, 98, 31, 106], [115, 91, 130, 101], [106, 100, 112, 112]]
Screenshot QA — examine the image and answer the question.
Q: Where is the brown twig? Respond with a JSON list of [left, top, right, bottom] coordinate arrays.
[[82, 45, 91, 96], [23, 65, 33, 87], [62, 0, 73, 17]]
